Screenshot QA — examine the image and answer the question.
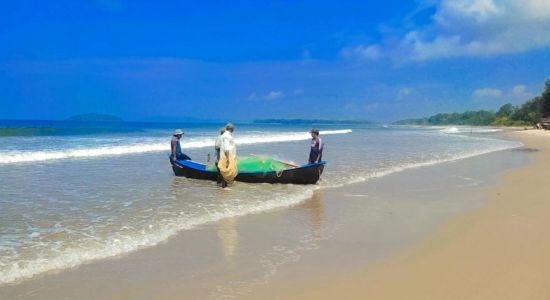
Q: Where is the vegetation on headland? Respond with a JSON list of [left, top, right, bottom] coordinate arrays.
[[66, 113, 124, 122], [395, 80, 550, 126], [254, 119, 374, 125]]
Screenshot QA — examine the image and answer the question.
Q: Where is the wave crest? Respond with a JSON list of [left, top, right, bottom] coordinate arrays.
[[0, 129, 352, 164]]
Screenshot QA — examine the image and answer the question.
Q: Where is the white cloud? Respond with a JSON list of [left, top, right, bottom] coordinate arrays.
[[247, 92, 257, 100], [248, 90, 285, 101], [397, 87, 413, 100], [509, 84, 533, 101], [264, 91, 284, 100], [435, 0, 500, 24], [472, 84, 533, 103], [340, 44, 382, 60], [511, 85, 530, 97], [473, 87, 502, 98], [512, 85, 526, 95], [350, 0, 550, 61]]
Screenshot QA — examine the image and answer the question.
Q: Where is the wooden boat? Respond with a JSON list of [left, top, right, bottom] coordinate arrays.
[[169, 157, 325, 184]]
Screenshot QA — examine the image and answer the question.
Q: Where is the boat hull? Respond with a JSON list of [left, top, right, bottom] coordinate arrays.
[[170, 158, 324, 184]]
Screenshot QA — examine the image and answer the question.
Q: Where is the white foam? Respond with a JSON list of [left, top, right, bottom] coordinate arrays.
[[440, 127, 460, 134], [0, 188, 315, 285], [473, 128, 504, 133], [323, 139, 523, 188], [440, 127, 504, 134], [0, 129, 352, 164]]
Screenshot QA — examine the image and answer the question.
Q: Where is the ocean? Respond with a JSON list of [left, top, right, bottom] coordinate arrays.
[[0, 120, 522, 286]]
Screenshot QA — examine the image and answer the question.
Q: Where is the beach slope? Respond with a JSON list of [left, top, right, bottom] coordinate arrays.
[[271, 130, 550, 300]]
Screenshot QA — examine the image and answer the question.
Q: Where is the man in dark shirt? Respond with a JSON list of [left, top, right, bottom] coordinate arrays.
[[171, 129, 191, 161], [308, 128, 323, 163]]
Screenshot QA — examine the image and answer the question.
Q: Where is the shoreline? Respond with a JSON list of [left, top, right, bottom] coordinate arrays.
[[253, 129, 550, 299], [0, 130, 532, 299]]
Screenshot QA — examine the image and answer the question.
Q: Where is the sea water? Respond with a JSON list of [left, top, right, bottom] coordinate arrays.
[[0, 121, 522, 285]]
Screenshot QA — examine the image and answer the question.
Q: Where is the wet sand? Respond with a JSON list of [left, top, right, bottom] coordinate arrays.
[[0, 131, 534, 300], [250, 130, 550, 300]]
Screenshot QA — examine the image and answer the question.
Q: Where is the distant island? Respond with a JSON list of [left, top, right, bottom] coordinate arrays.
[[254, 119, 374, 125], [395, 79, 550, 126], [66, 113, 124, 122]]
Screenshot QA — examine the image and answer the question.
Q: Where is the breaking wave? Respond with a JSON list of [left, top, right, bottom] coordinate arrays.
[[0, 129, 352, 164]]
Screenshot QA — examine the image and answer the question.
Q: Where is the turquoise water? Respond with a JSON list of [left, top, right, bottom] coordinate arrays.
[[0, 121, 522, 285]]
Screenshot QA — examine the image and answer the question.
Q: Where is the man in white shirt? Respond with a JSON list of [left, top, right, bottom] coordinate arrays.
[[217, 123, 237, 187], [220, 123, 236, 158]]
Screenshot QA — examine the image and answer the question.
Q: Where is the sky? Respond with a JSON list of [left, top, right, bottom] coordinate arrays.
[[1, 0, 549, 122]]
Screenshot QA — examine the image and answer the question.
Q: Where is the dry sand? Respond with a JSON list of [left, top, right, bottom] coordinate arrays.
[[261, 130, 550, 300]]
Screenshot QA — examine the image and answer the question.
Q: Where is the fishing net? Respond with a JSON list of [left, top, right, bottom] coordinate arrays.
[[217, 152, 238, 183], [237, 156, 288, 172], [206, 156, 289, 172]]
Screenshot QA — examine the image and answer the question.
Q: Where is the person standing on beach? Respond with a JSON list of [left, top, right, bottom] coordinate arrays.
[[171, 129, 190, 161], [215, 128, 225, 163], [308, 129, 323, 163], [218, 123, 238, 188], [214, 127, 225, 184]]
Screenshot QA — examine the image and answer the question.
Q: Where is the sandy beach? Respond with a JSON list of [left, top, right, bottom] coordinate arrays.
[[247, 129, 550, 300]]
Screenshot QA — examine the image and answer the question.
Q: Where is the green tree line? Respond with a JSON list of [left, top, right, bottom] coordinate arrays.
[[395, 79, 550, 126]]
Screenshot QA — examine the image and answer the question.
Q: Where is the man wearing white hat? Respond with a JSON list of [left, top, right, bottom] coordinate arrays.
[[171, 129, 190, 161]]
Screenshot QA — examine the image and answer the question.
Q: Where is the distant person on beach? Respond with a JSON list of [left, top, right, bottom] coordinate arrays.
[[217, 123, 238, 188], [171, 129, 190, 161], [308, 129, 323, 163]]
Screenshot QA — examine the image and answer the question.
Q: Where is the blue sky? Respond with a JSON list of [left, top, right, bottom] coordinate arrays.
[[1, 0, 549, 122]]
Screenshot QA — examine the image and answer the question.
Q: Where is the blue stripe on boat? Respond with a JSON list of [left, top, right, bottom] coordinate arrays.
[[175, 158, 326, 174]]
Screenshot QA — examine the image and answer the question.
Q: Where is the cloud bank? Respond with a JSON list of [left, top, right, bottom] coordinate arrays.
[[248, 90, 285, 101], [406, 0, 550, 60], [347, 0, 550, 61]]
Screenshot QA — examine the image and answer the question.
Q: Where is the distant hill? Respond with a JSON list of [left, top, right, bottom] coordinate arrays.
[[254, 119, 374, 125], [66, 113, 124, 122]]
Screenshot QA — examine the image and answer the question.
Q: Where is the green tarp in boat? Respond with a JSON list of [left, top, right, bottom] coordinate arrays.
[[206, 156, 289, 173]]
